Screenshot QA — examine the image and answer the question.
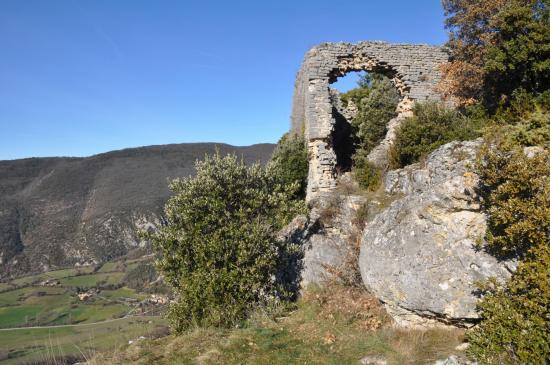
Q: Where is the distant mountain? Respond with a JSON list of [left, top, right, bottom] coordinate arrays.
[[0, 143, 275, 279]]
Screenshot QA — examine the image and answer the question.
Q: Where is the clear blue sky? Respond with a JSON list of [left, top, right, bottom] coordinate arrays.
[[0, 0, 447, 160]]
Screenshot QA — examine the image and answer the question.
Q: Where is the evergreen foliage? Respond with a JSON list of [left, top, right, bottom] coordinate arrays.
[[468, 109, 549, 364], [342, 73, 400, 155], [146, 153, 304, 332], [268, 132, 309, 199], [390, 102, 486, 168], [351, 150, 382, 191], [340, 73, 399, 189]]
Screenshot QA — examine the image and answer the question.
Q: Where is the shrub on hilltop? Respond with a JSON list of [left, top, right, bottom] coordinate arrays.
[[146, 153, 304, 332], [389, 102, 486, 168], [342, 73, 400, 156], [340, 72, 399, 189], [269, 132, 309, 199]]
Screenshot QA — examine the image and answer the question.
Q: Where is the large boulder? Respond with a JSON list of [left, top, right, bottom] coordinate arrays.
[[359, 140, 512, 326]]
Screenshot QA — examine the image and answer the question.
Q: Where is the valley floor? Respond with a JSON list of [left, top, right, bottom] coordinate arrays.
[[0, 257, 168, 364]]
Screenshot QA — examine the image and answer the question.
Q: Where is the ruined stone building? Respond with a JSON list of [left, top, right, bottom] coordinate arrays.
[[290, 41, 449, 199]]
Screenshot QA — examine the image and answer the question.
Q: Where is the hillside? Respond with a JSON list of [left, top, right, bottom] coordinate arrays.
[[0, 143, 275, 279]]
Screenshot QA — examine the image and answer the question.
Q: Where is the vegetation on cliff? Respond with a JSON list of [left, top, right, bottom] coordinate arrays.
[[341, 73, 399, 189], [389, 102, 486, 168], [468, 107, 549, 364], [146, 153, 305, 332], [438, 1, 549, 363], [268, 132, 309, 199], [341, 73, 400, 157]]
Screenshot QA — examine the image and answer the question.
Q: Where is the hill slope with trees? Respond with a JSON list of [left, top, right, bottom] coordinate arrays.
[[0, 143, 275, 279]]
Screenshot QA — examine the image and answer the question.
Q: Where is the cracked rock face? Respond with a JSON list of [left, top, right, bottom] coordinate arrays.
[[281, 191, 367, 288], [359, 140, 511, 326]]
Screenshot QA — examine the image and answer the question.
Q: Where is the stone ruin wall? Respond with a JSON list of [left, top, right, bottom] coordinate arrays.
[[290, 41, 449, 200]]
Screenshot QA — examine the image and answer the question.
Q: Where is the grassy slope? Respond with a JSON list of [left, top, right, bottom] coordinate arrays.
[[0, 316, 166, 365], [91, 284, 466, 365]]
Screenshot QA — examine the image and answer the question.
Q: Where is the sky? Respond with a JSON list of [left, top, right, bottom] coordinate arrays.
[[0, 1, 448, 160]]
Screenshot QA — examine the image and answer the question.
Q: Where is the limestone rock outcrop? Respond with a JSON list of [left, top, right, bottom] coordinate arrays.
[[281, 190, 367, 288], [359, 140, 512, 326]]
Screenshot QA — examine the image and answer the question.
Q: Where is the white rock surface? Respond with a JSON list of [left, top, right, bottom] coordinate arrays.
[[359, 140, 511, 326]]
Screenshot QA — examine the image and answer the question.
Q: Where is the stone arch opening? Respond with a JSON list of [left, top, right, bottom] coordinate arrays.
[[289, 42, 449, 200], [327, 65, 404, 175]]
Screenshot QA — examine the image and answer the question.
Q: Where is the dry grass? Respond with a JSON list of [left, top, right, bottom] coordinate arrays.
[[89, 283, 466, 365], [316, 194, 343, 228], [323, 199, 368, 287]]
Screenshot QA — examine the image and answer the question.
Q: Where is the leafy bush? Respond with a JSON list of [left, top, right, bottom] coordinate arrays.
[[468, 244, 550, 364], [342, 73, 400, 155], [352, 150, 382, 191], [493, 88, 550, 124], [268, 132, 308, 199], [146, 153, 304, 332], [468, 111, 549, 364], [390, 102, 486, 168], [340, 73, 399, 189]]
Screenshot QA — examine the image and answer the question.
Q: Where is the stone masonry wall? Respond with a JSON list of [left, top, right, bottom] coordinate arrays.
[[290, 41, 449, 200]]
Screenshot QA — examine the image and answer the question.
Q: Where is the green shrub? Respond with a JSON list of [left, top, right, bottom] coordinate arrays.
[[268, 132, 308, 199], [339, 73, 399, 189], [494, 88, 550, 125], [352, 150, 382, 191], [146, 153, 304, 332], [468, 111, 549, 364], [342, 73, 400, 155], [468, 244, 550, 365], [390, 102, 487, 168]]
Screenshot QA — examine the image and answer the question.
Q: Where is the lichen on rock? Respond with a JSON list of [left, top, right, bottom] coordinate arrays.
[[359, 139, 512, 327]]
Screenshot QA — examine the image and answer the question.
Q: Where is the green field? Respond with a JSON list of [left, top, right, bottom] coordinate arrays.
[[0, 257, 169, 364], [0, 316, 167, 365], [58, 272, 124, 288]]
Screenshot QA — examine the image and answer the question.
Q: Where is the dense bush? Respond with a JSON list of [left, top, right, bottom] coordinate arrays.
[[352, 150, 382, 191], [147, 153, 304, 332], [390, 102, 486, 168], [340, 73, 399, 189], [342, 73, 400, 155], [468, 239, 550, 364], [268, 132, 308, 199], [468, 113, 549, 363]]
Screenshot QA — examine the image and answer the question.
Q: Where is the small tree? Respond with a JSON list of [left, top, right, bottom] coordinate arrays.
[[147, 153, 304, 332], [340, 73, 399, 189], [342, 73, 400, 155], [441, 0, 550, 107]]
